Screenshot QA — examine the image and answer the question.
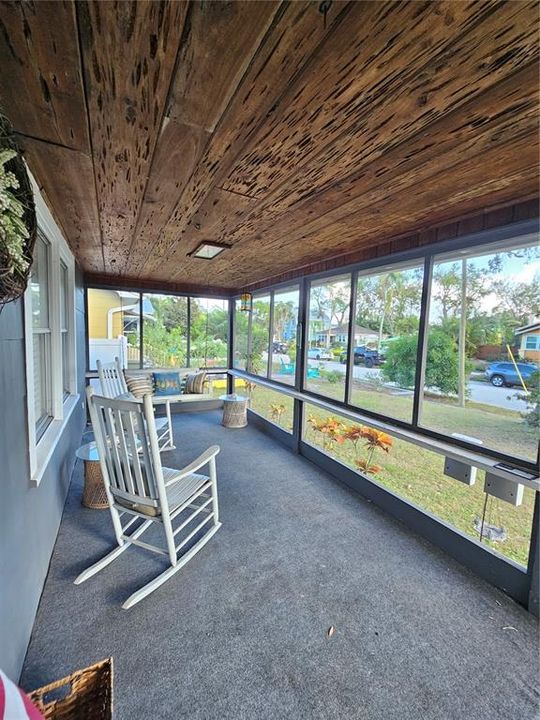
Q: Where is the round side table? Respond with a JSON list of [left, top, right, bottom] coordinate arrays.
[[219, 394, 248, 428], [76, 442, 109, 509]]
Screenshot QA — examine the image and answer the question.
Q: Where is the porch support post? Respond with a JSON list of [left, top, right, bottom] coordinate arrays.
[[227, 297, 235, 394], [527, 491, 539, 616]]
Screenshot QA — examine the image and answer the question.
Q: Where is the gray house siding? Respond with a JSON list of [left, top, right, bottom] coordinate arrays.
[[0, 266, 86, 680]]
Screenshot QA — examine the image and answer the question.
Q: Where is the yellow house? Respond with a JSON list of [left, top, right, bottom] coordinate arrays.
[[87, 288, 141, 339], [515, 321, 540, 362], [87, 289, 155, 368]]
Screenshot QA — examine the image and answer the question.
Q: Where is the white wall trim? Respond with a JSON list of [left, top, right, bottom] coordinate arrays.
[[24, 168, 78, 486]]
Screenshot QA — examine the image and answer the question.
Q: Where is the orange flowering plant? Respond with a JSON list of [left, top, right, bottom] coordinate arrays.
[[269, 403, 286, 426], [308, 415, 393, 475], [307, 415, 346, 450]]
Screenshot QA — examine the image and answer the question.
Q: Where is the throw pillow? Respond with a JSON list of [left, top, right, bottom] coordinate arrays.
[[184, 371, 207, 394], [125, 373, 154, 399], [153, 371, 182, 396]]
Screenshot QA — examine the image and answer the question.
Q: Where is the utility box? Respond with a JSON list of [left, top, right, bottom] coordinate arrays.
[[484, 472, 524, 506], [444, 457, 477, 486]]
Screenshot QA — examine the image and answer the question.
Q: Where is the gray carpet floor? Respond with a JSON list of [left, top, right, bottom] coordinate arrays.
[[21, 411, 539, 719]]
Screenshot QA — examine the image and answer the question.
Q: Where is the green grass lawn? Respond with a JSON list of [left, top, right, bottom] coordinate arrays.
[[305, 378, 538, 462], [239, 380, 535, 567]]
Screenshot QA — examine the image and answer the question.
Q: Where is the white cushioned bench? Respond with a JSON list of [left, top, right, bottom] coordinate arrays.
[[123, 367, 215, 404], [97, 359, 220, 453]]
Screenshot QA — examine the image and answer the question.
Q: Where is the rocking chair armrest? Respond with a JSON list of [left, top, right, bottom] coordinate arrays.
[[164, 445, 220, 486]]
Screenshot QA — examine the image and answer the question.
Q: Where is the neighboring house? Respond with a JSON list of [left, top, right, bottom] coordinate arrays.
[[87, 289, 155, 368], [514, 321, 540, 362], [317, 324, 384, 346]]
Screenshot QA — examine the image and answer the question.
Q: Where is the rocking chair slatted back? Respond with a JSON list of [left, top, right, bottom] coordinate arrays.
[[96, 358, 129, 398], [87, 388, 164, 512], [79, 387, 221, 609]]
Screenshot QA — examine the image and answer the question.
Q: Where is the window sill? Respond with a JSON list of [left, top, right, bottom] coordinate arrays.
[[31, 394, 81, 487]]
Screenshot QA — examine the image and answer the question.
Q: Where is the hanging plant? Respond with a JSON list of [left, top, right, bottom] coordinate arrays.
[[0, 112, 36, 305]]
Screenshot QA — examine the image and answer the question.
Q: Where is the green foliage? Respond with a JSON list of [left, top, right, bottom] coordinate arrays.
[[516, 371, 540, 428], [142, 295, 228, 367], [320, 368, 342, 384], [355, 268, 422, 339], [0, 148, 29, 275], [382, 330, 465, 394], [381, 335, 418, 388]]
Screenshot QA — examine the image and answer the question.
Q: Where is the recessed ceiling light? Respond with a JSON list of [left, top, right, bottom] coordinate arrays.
[[190, 242, 229, 260]]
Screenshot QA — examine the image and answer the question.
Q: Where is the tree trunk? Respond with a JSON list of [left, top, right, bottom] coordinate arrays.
[[377, 310, 386, 351], [458, 259, 467, 407]]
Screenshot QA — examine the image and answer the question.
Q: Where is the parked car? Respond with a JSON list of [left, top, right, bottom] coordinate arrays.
[[484, 361, 538, 387], [272, 341, 288, 354], [339, 345, 385, 368], [307, 347, 333, 361]]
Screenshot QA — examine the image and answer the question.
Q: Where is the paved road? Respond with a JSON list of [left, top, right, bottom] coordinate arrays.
[[318, 360, 528, 412]]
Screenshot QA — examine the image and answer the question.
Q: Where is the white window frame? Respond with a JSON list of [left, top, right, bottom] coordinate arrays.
[[24, 172, 79, 486]]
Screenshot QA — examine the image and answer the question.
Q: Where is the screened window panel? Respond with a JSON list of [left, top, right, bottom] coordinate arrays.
[[250, 295, 271, 376], [350, 262, 424, 423], [87, 288, 141, 369], [305, 275, 351, 401], [233, 299, 249, 370], [419, 239, 540, 464], [190, 297, 229, 368], [270, 286, 299, 387], [142, 293, 187, 369]]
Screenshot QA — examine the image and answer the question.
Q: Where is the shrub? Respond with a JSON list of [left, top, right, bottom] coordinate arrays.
[[382, 330, 464, 395], [320, 369, 342, 384], [516, 371, 540, 427]]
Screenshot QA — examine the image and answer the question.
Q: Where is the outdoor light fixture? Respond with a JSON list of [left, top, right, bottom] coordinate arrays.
[[239, 292, 252, 311], [190, 241, 229, 260]]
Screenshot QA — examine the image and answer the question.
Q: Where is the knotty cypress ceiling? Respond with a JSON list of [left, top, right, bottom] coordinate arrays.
[[0, 0, 538, 293]]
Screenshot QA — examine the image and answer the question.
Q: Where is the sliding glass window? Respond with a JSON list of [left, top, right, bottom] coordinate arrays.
[[270, 285, 300, 386], [305, 274, 351, 401], [419, 238, 539, 464], [350, 261, 424, 422]]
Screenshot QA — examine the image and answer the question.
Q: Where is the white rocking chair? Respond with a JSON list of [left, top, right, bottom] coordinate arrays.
[[96, 357, 175, 451], [75, 387, 221, 609]]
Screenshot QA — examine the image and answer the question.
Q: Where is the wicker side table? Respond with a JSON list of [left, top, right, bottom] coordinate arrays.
[[76, 442, 109, 509], [220, 394, 248, 428]]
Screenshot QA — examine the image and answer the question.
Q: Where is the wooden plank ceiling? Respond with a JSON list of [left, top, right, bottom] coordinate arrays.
[[0, 0, 538, 292]]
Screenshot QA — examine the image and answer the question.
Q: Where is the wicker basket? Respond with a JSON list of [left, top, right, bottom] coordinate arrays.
[[29, 658, 113, 720], [82, 460, 109, 509]]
